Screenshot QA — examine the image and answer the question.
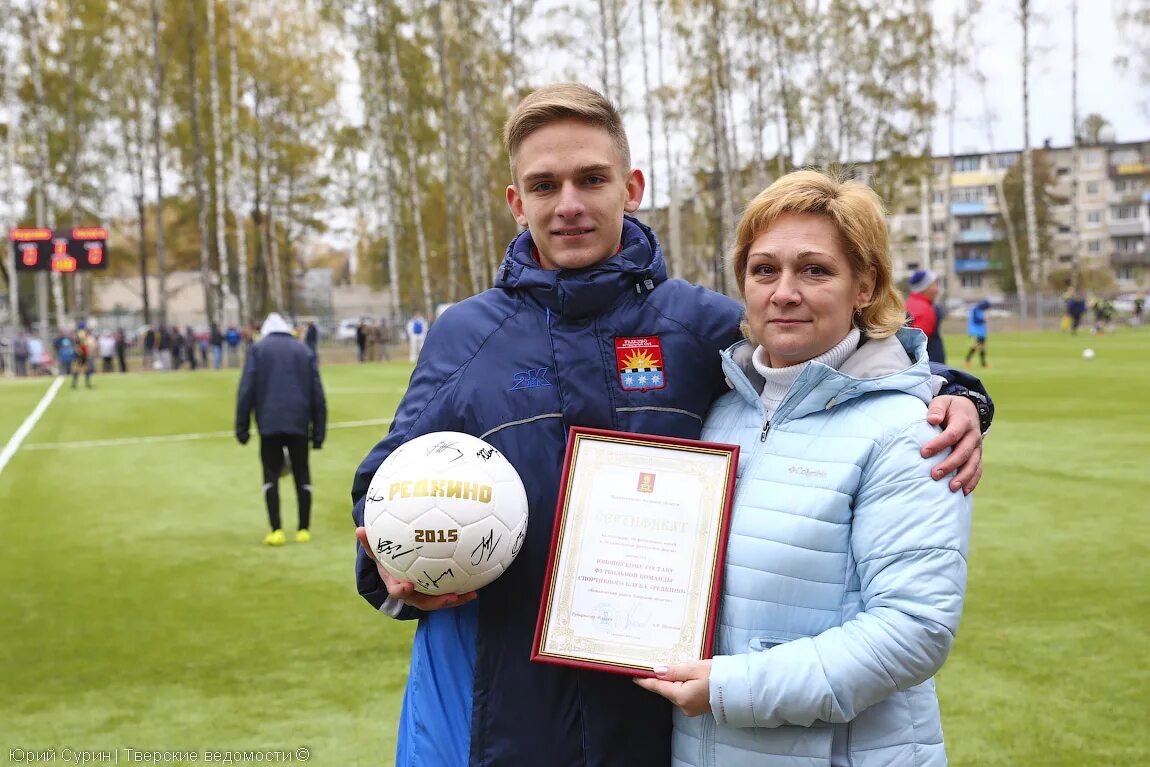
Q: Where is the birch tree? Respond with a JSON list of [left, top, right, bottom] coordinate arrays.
[[184, 8, 217, 326], [975, 69, 1026, 307], [940, 0, 981, 295], [150, 0, 169, 324], [25, 5, 63, 332], [1020, 0, 1041, 320], [1069, 0, 1080, 291], [455, 0, 500, 294], [3, 12, 23, 335], [433, 0, 461, 302], [226, 0, 249, 323], [387, 35, 433, 317], [206, 0, 233, 323], [109, 0, 155, 325], [358, 4, 400, 322], [637, 0, 657, 208]]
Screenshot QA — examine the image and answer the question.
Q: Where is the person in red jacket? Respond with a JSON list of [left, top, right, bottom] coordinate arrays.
[[906, 269, 940, 343]]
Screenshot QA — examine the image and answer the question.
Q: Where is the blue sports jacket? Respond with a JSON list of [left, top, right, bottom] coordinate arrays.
[[352, 217, 745, 767]]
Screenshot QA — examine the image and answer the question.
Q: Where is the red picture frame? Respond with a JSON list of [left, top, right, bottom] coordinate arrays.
[[531, 426, 739, 677]]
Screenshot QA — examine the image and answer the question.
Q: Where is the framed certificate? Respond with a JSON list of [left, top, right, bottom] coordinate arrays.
[[531, 427, 739, 677]]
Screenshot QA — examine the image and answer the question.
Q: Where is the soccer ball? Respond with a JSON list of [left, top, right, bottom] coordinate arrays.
[[363, 431, 529, 595], [1083, 348, 1095, 360]]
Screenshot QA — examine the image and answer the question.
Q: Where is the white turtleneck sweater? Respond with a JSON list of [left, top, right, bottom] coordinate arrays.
[[751, 327, 862, 421]]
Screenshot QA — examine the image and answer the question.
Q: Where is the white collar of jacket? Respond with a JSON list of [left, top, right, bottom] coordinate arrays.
[[493, 215, 667, 320], [719, 326, 934, 423]]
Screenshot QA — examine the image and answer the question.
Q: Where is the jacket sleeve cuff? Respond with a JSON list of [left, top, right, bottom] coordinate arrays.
[[356, 548, 424, 620], [380, 596, 424, 619], [709, 654, 756, 728]]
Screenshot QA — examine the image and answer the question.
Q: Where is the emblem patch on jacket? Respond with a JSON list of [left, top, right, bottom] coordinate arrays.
[[615, 336, 666, 391]]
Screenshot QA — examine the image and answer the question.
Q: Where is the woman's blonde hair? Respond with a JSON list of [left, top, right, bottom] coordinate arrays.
[[729, 169, 905, 339]]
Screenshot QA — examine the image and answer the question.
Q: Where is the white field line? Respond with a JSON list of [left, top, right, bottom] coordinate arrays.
[[0, 377, 66, 477], [20, 417, 394, 452]]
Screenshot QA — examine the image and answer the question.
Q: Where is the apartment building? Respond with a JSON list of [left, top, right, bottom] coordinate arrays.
[[882, 139, 1150, 302]]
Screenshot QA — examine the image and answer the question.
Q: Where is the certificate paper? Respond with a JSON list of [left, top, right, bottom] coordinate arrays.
[[532, 427, 738, 676]]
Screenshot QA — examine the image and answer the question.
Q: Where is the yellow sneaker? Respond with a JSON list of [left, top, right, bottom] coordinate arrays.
[[295, 529, 311, 543], [263, 529, 286, 546]]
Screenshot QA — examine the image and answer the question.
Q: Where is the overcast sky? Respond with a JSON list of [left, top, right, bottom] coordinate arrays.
[[937, 0, 1147, 154]]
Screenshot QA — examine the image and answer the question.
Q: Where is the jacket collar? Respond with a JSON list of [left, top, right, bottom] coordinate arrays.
[[720, 327, 934, 423], [494, 215, 667, 319]]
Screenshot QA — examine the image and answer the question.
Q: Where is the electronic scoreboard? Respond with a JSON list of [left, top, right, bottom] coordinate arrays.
[[9, 227, 108, 272]]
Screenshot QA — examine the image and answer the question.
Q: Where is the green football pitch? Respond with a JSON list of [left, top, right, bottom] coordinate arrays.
[[1, 329, 1147, 766]]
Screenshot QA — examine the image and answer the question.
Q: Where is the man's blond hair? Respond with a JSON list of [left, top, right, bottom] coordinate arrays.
[[729, 169, 906, 340], [502, 83, 631, 181]]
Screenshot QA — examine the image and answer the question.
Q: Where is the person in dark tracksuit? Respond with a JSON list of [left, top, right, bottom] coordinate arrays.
[[236, 312, 327, 545]]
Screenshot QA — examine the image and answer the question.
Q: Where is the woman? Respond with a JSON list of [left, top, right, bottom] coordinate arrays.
[[636, 170, 972, 766]]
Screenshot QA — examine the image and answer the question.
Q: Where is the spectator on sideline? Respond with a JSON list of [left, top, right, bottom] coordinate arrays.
[[225, 324, 242, 367], [185, 326, 199, 371], [171, 327, 185, 370], [405, 313, 428, 362], [304, 320, 319, 360], [355, 320, 367, 363], [235, 312, 326, 546], [157, 325, 173, 370], [115, 329, 128, 373], [636, 168, 972, 767], [210, 322, 224, 369], [365, 322, 382, 362], [905, 269, 943, 362], [143, 325, 156, 369], [97, 330, 116, 373], [350, 83, 992, 767], [928, 299, 947, 363], [13, 330, 29, 377], [28, 334, 46, 375]]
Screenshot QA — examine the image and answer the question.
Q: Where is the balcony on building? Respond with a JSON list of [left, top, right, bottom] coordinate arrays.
[[954, 258, 1001, 272], [956, 229, 999, 244], [1108, 219, 1148, 237], [1109, 161, 1150, 178], [1109, 250, 1150, 267], [950, 201, 987, 216]]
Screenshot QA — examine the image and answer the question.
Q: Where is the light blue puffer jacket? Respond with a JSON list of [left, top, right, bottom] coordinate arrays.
[[673, 328, 972, 767]]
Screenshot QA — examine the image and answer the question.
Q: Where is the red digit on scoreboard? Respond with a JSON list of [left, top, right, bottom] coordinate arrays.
[[87, 244, 104, 265], [21, 243, 39, 267]]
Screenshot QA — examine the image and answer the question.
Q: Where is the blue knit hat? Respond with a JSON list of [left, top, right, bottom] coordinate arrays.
[[908, 270, 939, 292]]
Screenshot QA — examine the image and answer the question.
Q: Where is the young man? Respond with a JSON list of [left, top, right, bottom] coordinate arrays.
[[351, 83, 991, 767], [237, 312, 327, 545]]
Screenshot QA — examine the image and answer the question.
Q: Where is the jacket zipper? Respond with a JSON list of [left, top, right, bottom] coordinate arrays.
[[760, 420, 770, 442]]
